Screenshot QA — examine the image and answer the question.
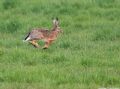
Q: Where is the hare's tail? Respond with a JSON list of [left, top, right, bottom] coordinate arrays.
[[23, 32, 31, 42]]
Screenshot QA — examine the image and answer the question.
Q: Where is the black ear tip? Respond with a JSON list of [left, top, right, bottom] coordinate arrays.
[[56, 17, 59, 21], [52, 17, 59, 21]]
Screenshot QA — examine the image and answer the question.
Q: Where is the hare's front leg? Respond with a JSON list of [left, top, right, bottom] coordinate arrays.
[[29, 40, 40, 48], [43, 41, 49, 49], [43, 40, 54, 49]]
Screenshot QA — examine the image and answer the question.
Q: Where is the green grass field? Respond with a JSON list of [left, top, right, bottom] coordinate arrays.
[[0, 0, 120, 89]]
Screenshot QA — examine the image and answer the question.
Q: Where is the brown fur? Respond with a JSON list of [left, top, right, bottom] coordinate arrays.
[[24, 18, 62, 49]]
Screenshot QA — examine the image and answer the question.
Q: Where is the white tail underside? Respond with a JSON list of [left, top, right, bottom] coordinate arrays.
[[23, 37, 31, 42], [25, 37, 31, 41]]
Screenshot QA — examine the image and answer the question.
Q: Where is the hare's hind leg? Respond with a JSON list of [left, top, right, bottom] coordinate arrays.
[[29, 40, 40, 48]]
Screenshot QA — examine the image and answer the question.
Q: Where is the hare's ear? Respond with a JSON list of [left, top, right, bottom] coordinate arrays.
[[52, 17, 59, 21], [52, 17, 59, 26]]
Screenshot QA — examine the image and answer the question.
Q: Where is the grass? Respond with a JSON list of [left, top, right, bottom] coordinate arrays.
[[0, 0, 120, 89]]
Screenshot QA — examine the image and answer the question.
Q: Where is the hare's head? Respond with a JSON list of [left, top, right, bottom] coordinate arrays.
[[52, 17, 59, 27], [55, 27, 63, 33]]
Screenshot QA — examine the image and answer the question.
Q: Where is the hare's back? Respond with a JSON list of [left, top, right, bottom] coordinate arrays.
[[30, 29, 49, 40]]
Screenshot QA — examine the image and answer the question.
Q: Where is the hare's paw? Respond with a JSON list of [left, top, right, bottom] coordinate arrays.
[[42, 47, 48, 49]]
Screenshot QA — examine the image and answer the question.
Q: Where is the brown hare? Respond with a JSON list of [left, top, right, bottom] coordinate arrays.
[[23, 18, 63, 49]]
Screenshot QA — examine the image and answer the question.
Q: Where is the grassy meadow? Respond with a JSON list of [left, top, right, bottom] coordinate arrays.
[[0, 0, 120, 89]]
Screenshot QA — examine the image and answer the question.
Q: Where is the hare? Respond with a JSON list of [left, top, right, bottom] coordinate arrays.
[[23, 18, 63, 49]]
